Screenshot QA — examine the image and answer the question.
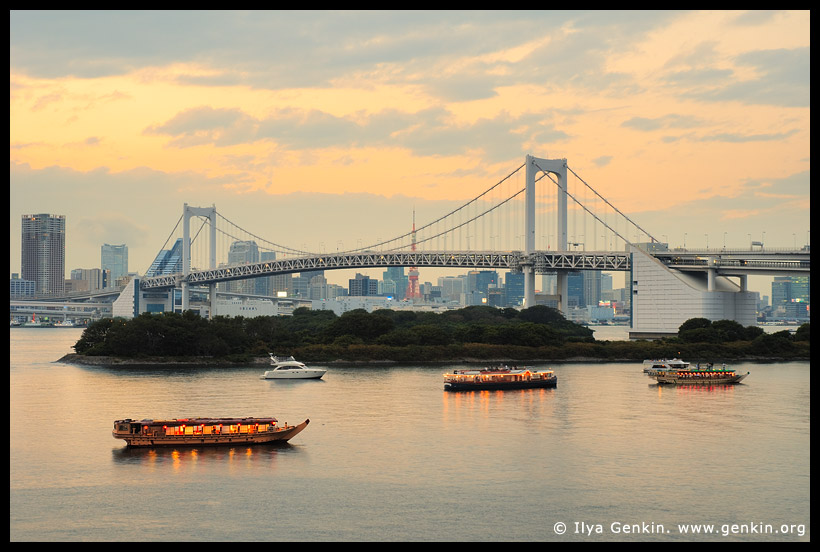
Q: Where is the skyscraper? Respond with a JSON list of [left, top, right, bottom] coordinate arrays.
[[101, 243, 128, 287], [226, 240, 260, 294], [21, 213, 66, 295]]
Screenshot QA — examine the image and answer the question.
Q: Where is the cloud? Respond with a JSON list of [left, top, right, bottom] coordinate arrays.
[[621, 114, 705, 132], [143, 104, 570, 163], [144, 106, 260, 147], [684, 47, 809, 107], [592, 156, 613, 168]]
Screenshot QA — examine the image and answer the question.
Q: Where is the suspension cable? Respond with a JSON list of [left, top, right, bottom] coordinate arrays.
[[565, 164, 659, 244], [214, 212, 316, 256], [534, 161, 635, 248], [144, 214, 183, 275]]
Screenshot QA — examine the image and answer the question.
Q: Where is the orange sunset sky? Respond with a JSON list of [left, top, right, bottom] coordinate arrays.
[[10, 10, 809, 296]]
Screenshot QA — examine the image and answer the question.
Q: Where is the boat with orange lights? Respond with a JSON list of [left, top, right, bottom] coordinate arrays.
[[443, 366, 557, 391], [651, 363, 749, 385], [112, 417, 309, 447]]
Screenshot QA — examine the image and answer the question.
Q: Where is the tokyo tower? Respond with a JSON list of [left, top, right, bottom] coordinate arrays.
[[405, 210, 421, 300]]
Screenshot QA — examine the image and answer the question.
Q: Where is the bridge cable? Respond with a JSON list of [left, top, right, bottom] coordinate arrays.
[[144, 214, 183, 275], [341, 162, 528, 253], [534, 161, 636, 248], [565, 164, 660, 244]]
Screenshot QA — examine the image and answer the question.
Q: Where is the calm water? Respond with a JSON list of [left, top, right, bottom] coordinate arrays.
[[10, 328, 810, 542]]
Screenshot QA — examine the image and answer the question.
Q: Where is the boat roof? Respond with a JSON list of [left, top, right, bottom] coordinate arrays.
[[449, 367, 553, 375], [115, 417, 279, 426]]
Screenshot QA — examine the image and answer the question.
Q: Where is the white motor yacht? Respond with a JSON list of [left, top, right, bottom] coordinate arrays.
[[261, 354, 326, 380]]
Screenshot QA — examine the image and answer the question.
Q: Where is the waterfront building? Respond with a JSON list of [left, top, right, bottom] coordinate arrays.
[[21, 213, 66, 295]]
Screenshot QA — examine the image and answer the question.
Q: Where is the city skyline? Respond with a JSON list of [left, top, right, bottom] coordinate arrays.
[[10, 11, 810, 297]]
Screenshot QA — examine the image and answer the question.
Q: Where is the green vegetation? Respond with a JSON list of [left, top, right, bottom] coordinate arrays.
[[72, 306, 809, 363]]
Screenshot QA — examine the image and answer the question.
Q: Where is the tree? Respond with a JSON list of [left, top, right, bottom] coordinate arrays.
[[679, 318, 712, 333], [518, 305, 566, 325]]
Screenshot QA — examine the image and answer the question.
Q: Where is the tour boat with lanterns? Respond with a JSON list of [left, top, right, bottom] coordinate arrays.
[[112, 417, 310, 447], [650, 363, 749, 385], [261, 354, 326, 379], [443, 365, 557, 391]]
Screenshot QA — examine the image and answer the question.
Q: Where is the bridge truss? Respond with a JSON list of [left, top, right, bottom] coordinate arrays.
[[141, 250, 633, 290]]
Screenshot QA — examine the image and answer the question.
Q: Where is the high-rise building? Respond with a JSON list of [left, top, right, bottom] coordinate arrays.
[[505, 271, 524, 307], [21, 213, 66, 295], [771, 275, 810, 318], [293, 270, 325, 299], [383, 267, 407, 300], [101, 244, 128, 287], [226, 240, 260, 295], [349, 273, 378, 296], [438, 275, 465, 303]]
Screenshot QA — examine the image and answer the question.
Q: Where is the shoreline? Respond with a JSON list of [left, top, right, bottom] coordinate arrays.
[[56, 353, 806, 367]]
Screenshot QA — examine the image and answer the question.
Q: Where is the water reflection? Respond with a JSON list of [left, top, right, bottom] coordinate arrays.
[[111, 442, 296, 471], [653, 382, 742, 395]]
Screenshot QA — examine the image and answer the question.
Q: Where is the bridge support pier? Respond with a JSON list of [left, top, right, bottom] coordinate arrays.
[[523, 265, 535, 308], [557, 270, 568, 313]]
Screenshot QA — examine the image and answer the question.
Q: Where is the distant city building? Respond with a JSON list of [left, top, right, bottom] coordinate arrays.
[[382, 267, 407, 300], [438, 275, 466, 303], [349, 273, 378, 296], [567, 271, 583, 308], [10, 273, 35, 298], [771, 275, 810, 319], [225, 240, 260, 295], [293, 270, 325, 299], [21, 213, 66, 295], [101, 244, 128, 287], [505, 271, 524, 307], [256, 251, 282, 296], [772, 275, 810, 305], [467, 270, 498, 296], [70, 268, 105, 292]]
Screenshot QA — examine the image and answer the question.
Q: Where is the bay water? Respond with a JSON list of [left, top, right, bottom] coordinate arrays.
[[10, 328, 810, 541]]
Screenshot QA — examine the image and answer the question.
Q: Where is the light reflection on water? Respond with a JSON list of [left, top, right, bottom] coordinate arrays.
[[10, 328, 810, 541]]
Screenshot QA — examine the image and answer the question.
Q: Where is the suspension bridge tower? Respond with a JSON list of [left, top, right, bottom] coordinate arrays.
[[405, 210, 422, 300], [181, 203, 217, 316], [524, 155, 568, 310]]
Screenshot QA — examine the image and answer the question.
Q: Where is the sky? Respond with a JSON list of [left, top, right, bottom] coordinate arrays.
[[10, 10, 810, 298]]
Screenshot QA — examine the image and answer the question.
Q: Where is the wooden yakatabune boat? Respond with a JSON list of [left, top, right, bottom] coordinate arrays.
[[113, 417, 309, 447]]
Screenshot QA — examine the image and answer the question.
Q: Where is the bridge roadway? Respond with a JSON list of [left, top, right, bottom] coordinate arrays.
[[142, 250, 630, 289], [652, 248, 810, 276], [139, 248, 808, 290]]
